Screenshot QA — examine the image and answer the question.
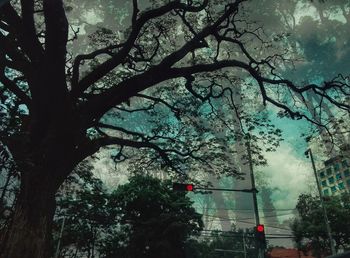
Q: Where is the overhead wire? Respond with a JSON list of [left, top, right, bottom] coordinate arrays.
[[201, 215, 293, 231], [194, 206, 297, 211], [202, 213, 295, 220]]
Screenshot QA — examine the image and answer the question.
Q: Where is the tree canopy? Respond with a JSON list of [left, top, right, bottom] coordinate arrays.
[[54, 174, 203, 258], [1, 0, 350, 257], [291, 193, 350, 257]]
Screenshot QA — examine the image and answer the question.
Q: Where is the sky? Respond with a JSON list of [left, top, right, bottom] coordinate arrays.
[[240, 0, 349, 246], [257, 0, 349, 205], [78, 0, 350, 247], [262, 113, 314, 208]]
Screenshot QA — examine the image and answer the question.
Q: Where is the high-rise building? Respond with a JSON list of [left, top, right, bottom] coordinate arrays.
[[317, 151, 350, 196]]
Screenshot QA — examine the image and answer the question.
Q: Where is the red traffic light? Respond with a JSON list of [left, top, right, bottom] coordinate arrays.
[[256, 224, 264, 232], [255, 224, 267, 249], [186, 184, 193, 191], [173, 183, 194, 191]]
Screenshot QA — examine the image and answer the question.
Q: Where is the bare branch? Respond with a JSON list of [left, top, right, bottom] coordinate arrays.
[[132, 0, 139, 26], [91, 136, 173, 167], [71, 43, 124, 89], [96, 122, 146, 140], [135, 93, 181, 114], [1, 2, 44, 62], [0, 75, 31, 106], [72, 0, 210, 98], [0, 33, 30, 73]]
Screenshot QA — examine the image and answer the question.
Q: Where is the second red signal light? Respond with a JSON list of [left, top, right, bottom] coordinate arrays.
[[173, 183, 194, 192], [186, 184, 193, 191], [257, 224, 264, 232]]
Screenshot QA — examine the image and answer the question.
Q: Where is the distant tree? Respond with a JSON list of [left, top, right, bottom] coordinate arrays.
[[53, 174, 203, 258], [53, 162, 111, 258], [1, 0, 350, 257], [184, 229, 257, 258], [102, 175, 203, 258], [291, 193, 350, 257]]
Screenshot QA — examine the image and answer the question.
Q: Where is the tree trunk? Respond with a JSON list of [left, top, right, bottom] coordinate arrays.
[[1, 170, 58, 258]]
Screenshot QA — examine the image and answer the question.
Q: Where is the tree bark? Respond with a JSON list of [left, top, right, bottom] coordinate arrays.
[[0, 126, 86, 257], [1, 171, 57, 258]]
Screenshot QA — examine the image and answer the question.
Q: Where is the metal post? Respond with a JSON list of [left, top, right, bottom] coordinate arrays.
[[54, 216, 66, 258], [307, 148, 336, 255], [243, 231, 247, 258], [246, 135, 263, 258]]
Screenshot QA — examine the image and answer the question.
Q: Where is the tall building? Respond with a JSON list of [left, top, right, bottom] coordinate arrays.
[[317, 152, 350, 196]]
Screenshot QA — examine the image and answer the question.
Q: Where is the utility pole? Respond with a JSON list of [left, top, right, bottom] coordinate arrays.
[[243, 231, 247, 258], [246, 135, 264, 258], [306, 148, 336, 255]]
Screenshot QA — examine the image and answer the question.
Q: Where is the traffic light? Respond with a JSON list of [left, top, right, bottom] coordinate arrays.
[[255, 224, 266, 249], [172, 183, 194, 192], [257, 224, 264, 233]]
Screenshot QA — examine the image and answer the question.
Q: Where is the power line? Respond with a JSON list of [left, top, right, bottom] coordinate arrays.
[[200, 234, 295, 239], [201, 216, 296, 231], [199, 232, 295, 239], [266, 236, 295, 239], [206, 217, 293, 231], [201, 229, 293, 237], [194, 207, 296, 211], [202, 212, 295, 220]]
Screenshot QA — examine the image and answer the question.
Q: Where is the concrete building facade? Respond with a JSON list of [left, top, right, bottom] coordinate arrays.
[[317, 155, 350, 196]]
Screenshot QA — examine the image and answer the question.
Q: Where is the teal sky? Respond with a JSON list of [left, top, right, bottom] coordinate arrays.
[[85, 0, 350, 247]]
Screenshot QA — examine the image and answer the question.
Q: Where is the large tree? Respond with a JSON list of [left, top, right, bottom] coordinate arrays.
[[0, 0, 349, 257]]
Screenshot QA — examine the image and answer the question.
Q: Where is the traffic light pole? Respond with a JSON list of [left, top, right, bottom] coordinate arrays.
[[247, 138, 260, 226], [247, 136, 264, 258], [172, 182, 258, 193], [193, 187, 257, 193], [306, 148, 336, 255]]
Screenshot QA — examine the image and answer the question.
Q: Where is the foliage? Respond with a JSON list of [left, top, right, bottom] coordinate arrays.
[[1, 0, 350, 256], [54, 165, 110, 257], [54, 174, 203, 258], [1, 0, 349, 178], [104, 175, 203, 258], [291, 193, 350, 257], [0, 144, 18, 242], [185, 229, 257, 258]]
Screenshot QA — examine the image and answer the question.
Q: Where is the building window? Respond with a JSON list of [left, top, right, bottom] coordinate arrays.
[[347, 179, 350, 186], [336, 173, 342, 180], [334, 163, 340, 171], [323, 189, 329, 196], [344, 169, 350, 177], [321, 180, 327, 187], [338, 182, 345, 190], [331, 186, 337, 193], [320, 171, 325, 178], [326, 168, 332, 175], [342, 160, 349, 168], [328, 176, 335, 184]]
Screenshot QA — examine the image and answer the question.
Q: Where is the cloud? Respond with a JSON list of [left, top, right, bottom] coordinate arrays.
[[261, 143, 315, 211]]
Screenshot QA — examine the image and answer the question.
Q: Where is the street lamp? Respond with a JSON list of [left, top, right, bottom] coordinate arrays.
[[305, 148, 336, 255]]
